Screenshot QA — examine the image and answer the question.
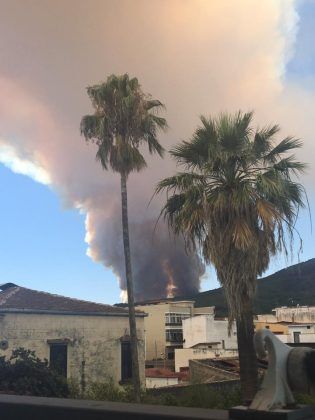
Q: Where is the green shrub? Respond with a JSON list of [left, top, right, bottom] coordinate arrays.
[[295, 393, 315, 405], [0, 347, 69, 397], [85, 378, 125, 402]]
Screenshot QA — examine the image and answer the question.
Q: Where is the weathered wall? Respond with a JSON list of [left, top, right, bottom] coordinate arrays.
[[274, 307, 315, 324], [175, 348, 238, 372], [256, 314, 277, 323], [0, 312, 145, 387], [189, 360, 239, 384]]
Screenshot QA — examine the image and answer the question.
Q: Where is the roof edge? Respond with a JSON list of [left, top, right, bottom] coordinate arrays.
[[0, 308, 147, 317]]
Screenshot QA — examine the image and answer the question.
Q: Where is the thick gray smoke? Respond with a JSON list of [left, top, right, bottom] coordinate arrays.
[[98, 217, 205, 300], [0, 0, 314, 302]]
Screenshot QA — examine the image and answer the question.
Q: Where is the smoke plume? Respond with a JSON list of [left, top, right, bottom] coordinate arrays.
[[0, 0, 314, 301]]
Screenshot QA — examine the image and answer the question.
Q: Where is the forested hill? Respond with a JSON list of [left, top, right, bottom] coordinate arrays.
[[194, 258, 315, 316]]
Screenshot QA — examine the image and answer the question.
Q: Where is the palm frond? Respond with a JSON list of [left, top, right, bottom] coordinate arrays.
[[156, 110, 308, 325], [264, 136, 303, 162], [81, 73, 166, 175]]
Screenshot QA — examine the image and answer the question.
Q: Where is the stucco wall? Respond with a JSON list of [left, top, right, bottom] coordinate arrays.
[[182, 315, 237, 350], [0, 312, 145, 387]]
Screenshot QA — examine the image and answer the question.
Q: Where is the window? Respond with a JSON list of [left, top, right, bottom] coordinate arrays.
[[307, 326, 311, 330], [165, 329, 183, 342], [121, 340, 132, 382], [167, 350, 175, 360], [165, 313, 190, 325], [49, 343, 67, 377]]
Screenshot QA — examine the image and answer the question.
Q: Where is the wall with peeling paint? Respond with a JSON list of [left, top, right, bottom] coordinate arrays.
[[0, 312, 145, 388]]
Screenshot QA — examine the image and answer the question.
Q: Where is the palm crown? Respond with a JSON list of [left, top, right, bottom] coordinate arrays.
[[156, 111, 307, 322], [80, 74, 167, 176]]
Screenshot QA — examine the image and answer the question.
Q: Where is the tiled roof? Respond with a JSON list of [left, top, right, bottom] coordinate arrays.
[[0, 283, 144, 316]]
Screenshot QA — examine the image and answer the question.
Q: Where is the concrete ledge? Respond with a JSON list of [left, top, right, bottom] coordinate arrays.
[[0, 394, 228, 420], [229, 405, 315, 420]]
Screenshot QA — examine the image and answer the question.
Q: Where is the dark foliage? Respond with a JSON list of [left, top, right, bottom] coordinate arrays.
[[193, 259, 315, 316], [0, 348, 69, 397]]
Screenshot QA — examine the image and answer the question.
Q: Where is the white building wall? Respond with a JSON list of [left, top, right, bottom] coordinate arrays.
[[182, 315, 237, 350], [269, 325, 315, 344]]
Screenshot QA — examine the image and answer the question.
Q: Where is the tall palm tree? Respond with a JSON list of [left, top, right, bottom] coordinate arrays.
[[156, 111, 306, 402], [81, 74, 167, 401]]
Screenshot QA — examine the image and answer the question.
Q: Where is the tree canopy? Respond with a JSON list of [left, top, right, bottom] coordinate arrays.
[[156, 111, 307, 323]]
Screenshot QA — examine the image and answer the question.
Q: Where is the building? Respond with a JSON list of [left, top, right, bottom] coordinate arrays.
[[255, 307, 315, 346], [175, 314, 238, 372], [182, 314, 237, 350], [0, 283, 146, 388], [272, 306, 315, 324], [135, 300, 214, 362], [255, 319, 289, 335], [272, 324, 315, 345]]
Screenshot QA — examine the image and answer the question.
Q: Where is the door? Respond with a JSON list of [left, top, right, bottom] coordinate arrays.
[[50, 343, 68, 377], [293, 332, 301, 343], [121, 341, 132, 381]]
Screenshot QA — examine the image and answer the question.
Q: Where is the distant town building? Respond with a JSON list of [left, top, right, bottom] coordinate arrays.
[[255, 319, 289, 335], [276, 324, 315, 345], [255, 306, 315, 346], [272, 306, 315, 324], [0, 283, 146, 389], [135, 300, 214, 362], [175, 313, 238, 372], [182, 314, 237, 349]]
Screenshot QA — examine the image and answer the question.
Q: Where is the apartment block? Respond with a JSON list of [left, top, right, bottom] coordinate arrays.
[[136, 300, 214, 361]]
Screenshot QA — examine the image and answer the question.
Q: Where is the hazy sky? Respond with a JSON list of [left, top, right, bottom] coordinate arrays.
[[0, 0, 314, 304]]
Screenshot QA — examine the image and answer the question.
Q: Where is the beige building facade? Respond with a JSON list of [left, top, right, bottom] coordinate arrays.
[[0, 283, 146, 389], [136, 300, 214, 361]]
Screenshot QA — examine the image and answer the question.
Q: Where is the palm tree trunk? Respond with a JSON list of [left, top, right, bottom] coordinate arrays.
[[120, 172, 141, 402], [236, 299, 258, 404]]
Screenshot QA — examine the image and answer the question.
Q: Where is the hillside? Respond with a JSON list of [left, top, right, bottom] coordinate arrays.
[[194, 258, 315, 316]]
